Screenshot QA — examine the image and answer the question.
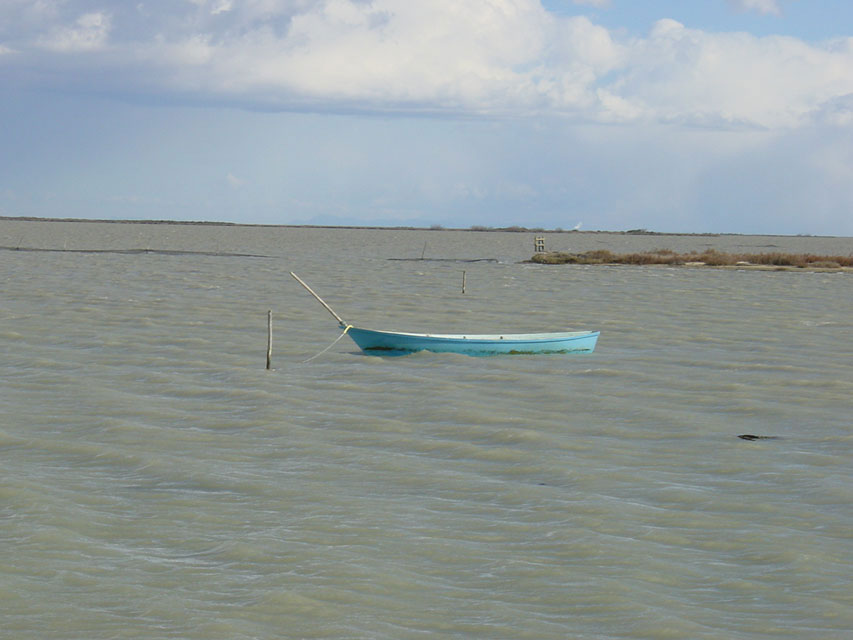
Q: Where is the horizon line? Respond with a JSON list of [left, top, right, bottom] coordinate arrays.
[[0, 216, 842, 239]]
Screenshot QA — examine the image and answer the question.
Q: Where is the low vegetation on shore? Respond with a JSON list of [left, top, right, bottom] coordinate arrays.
[[531, 249, 853, 270]]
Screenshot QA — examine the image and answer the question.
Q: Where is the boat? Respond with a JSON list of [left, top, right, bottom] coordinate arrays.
[[290, 272, 599, 357], [345, 326, 599, 356]]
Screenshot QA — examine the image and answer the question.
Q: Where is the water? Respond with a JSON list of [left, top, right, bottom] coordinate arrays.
[[2, 220, 852, 639]]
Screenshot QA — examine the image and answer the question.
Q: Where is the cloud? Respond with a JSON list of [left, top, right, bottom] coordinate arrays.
[[728, 0, 782, 16], [221, 1, 560, 108], [226, 172, 245, 187], [0, 0, 62, 30], [613, 20, 853, 128], [814, 93, 853, 126], [573, 0, 611, 7], [3, 1, 853, 131], [211, 1, 234, 16], [133, 4, 625, 119], [37, 12, 111, 52]]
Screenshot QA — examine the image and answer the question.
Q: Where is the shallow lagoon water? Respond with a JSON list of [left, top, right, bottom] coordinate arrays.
[[1, 221, 852, 639]]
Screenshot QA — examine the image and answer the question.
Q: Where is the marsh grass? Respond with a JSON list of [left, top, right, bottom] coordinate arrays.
[[532, 249, 853, 268]]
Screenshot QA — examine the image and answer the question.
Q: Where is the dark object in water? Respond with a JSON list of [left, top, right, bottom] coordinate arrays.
[[738, 434, 781, 441]]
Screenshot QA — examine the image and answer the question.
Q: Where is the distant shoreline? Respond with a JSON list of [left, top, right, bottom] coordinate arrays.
[[0, 216, 843, 239]]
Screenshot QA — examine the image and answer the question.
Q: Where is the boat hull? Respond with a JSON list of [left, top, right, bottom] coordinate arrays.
[[345, 327, 599, 356]]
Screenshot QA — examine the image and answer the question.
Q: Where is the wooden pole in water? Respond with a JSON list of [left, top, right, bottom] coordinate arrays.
[[266, 310, 273, 370], [462, 270, 466, 294], [289, 272, 348, 326]]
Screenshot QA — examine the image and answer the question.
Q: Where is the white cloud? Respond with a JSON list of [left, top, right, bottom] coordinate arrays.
[[211, 1, 234, 16], [186, 0, 235, 16], [226, 173, 245, 187], [729, 0, 782, 16], [143, 2, 624, 118], [269, 0, 554, 107], [814, 93, 853, 126], [573, 0, 611, 7], [611, 20, 853, 128], [164, 34, 215, 66], [0, 0, 62, 26], [37, 12, 111, 52], [5, 1, 853, 131]]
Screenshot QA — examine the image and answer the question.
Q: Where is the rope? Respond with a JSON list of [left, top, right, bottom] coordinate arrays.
[[301, 325, 352, 363]]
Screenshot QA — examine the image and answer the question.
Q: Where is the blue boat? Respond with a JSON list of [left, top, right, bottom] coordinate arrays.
[[345, 326, 599, 356], [290, 272, 599, 357]]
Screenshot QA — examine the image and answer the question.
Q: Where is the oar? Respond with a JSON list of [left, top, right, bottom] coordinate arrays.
[[290, 272, 348, 326]]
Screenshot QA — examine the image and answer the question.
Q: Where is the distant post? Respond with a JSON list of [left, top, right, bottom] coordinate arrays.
[[266, 310, 273, 370], [462, 270, 467, 294], [534, 236, 545, 253]]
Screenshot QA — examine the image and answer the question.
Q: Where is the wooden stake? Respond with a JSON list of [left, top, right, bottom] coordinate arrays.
[[266, 310, 273, 370], [462, 270, 466, 294], [290, 272, 348, 326]]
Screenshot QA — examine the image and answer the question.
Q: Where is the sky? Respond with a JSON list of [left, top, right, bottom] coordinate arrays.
[[1, 0, 852, 235]]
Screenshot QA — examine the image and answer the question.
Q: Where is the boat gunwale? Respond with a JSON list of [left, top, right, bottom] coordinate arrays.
[[346, 327, 599, 343]]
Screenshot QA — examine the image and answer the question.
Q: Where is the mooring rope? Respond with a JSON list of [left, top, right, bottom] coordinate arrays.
[[301, 325, 353, 363]]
